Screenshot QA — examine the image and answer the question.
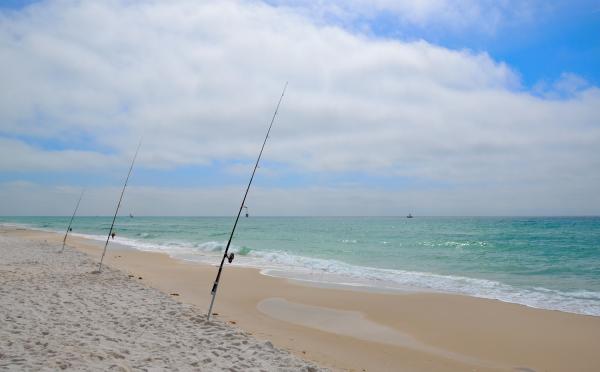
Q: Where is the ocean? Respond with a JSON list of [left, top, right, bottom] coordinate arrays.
[[2, 216, 599, 316]]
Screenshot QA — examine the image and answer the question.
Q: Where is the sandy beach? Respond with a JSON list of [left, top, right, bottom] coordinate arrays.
[[0, 229, 322, 371], [2, 226, 600, 371]]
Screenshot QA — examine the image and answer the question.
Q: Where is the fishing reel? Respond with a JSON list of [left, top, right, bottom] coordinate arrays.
[[226, 252, 235, 263]]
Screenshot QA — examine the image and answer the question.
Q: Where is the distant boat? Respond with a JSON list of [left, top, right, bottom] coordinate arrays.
[[407, 213, 414, 218], [129, 213, 134, 218]]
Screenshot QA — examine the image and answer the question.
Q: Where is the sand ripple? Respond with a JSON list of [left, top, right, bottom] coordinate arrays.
[[0, 235, 324, 371]]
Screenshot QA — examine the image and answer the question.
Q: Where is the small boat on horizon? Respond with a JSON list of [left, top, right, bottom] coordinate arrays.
[[407, 213, 414, 218]]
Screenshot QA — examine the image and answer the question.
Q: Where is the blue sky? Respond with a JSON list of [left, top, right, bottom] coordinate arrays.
[[0, 0, 599, 215], [474, 5, 600, 88], [263, 0, 600, 88], [0, 0, 37, 9]]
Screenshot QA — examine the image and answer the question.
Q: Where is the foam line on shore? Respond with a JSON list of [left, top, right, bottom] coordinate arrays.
[[4, 222, 600, 317], [72, 229, 600, 317]]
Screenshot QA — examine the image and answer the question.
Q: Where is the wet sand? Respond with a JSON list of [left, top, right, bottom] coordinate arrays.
[[3, 226, 600, 371]]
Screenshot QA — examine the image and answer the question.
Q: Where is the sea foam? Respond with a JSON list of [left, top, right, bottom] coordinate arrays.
[[69, 230, 600, 317], [5, 220, 600, 317]]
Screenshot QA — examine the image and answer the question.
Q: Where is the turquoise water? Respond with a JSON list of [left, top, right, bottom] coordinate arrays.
[[2, 216, 599, 316]]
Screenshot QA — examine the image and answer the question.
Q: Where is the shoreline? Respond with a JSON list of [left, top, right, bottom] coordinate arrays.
[[3, 226, 600, 371], [9, 220, 598, 317]]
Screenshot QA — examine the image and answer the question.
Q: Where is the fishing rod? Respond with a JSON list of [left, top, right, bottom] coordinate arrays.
[[207, 82, 288, 321], [58, 188, 85, 253], [97, 139, 142, 273]]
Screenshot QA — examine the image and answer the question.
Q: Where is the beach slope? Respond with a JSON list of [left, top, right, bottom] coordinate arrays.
[[0, 233, 322, 371]]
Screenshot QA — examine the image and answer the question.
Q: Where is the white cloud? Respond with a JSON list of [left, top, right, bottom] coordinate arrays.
[[0, 137, 123, 171], [0, 0, 599, 214], [266, 0, 544, 34], [533, 72, 592, 99]]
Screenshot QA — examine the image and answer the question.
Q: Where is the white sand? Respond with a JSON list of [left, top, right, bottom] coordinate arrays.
[[0, 235, 324, 371]]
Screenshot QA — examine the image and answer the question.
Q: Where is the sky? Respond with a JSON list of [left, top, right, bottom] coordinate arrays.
[[0, 0, 599, 216]]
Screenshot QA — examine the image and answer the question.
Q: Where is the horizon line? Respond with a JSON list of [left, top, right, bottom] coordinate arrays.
[[2, 215, 600, 218]]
